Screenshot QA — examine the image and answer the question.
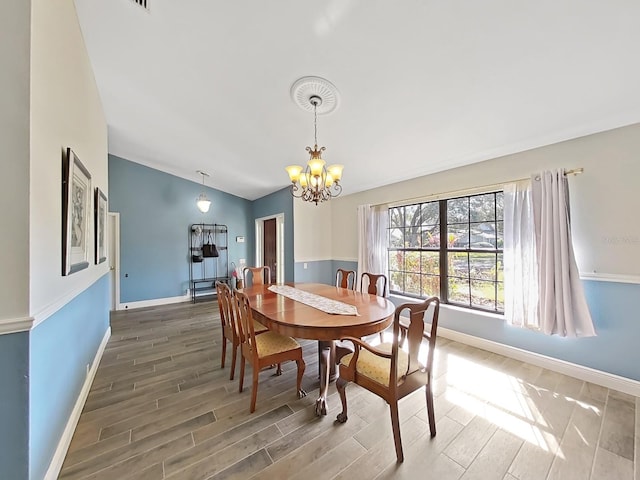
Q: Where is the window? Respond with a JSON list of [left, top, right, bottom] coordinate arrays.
[[388, 191, 504, 313]]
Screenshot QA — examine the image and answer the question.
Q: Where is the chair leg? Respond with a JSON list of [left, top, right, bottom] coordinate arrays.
[[221, 337, 227, 369], [426, 382, 436, 437], [238, 356, 245, 393], [250, 364, 260, 413], [390, 400, 404, 463], [335, 377, 349, 423], [275, 363, 282, 376], [229, 343, 238, 381], [295, 357, 306, 398]]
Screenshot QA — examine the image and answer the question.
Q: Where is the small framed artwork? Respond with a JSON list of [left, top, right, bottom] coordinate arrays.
[[94, 188, 107, 264], [62, 147, 92, 275]]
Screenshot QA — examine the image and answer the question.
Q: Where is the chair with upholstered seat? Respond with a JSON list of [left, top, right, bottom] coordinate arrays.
[[336, 268, 356, 290], [233, 290, 307, 413], [216, 282, 268, 380], [243, 266, 271, 286], [335, 296, 440, 462]]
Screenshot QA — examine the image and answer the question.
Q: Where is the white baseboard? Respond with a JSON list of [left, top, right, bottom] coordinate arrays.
[[119, 292, 191, 310], [437, 326, 640, 397], [44, 327, 111, 480]]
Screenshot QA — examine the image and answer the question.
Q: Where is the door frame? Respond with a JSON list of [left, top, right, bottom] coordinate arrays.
[[108, 212, 121, 311], [254, 213, 284, 283]]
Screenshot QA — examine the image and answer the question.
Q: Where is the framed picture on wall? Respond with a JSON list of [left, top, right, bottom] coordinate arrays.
[[62, 147, 92, 275], [94, 187, 107, 264]]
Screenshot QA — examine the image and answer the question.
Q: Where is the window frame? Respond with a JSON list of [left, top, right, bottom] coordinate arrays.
[[388, 191, 504, 314]]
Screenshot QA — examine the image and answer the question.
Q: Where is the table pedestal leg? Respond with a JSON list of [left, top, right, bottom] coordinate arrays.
[[315, 340, 335, 416]]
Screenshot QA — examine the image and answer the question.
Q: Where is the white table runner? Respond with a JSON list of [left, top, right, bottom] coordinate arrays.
[[268, 285, 359, 316]]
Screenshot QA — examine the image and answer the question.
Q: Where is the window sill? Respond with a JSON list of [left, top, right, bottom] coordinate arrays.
[[388, 294, 505, 321]]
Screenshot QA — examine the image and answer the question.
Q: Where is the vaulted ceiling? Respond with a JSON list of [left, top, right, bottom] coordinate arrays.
[[74, 0, 640, 200]]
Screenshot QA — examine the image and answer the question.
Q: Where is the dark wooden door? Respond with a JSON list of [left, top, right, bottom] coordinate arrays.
[[263, 218, 277, 283]]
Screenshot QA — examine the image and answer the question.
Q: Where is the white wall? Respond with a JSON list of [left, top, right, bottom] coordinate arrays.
[[331, 123, 640, 278], [29, 0, 108, 320], [0, 0, 31, 323], [293, 198, 333, 262]]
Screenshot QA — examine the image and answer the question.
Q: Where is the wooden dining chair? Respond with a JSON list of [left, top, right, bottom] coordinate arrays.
[[233, 290, 307, 413], [335, 296, 440, 463], [360, 273, 389, 341], [215, 281, 268, 380], [243, 266, 271, 286], [336, 268, 356, 290], [361, 272, 388, 296]]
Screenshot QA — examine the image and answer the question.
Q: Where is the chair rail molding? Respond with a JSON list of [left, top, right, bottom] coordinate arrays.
[[580, 272, 640, 284], [0, 316, 34, 335]]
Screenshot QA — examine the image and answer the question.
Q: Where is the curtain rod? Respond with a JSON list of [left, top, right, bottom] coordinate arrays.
[[379, 168, 584, 208]]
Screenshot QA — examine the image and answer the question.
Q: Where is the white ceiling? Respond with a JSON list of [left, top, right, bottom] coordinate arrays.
[[74, 0, 640, 201]]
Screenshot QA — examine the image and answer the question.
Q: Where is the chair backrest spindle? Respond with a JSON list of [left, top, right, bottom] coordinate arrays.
[[243, 266, 271, 287], [336, 269, 356, 290], [361, 272, 388, 296]]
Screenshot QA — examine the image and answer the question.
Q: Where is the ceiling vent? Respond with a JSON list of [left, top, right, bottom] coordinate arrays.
[[131, 0, 149, 10]]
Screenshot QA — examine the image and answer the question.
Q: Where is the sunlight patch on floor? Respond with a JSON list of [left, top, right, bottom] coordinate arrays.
[[439, 352, 601, 455]]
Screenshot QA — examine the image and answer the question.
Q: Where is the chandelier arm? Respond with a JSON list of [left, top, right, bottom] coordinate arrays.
[[290, 183, 304, 199]]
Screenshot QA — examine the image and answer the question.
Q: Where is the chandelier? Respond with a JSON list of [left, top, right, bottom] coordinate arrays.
[[196, 170, 211, 213], [286, 81, 344, 205]]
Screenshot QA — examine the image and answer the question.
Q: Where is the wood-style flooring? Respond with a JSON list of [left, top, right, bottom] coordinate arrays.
[[59, 300, 639, 479]]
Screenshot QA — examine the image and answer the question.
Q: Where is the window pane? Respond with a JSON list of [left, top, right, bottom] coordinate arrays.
[[448, 224, 469, 249], [405, 226, 421, 247], [470, 193, 496, 222], [389, 207, 404, 228], [421, 202, 439, 226], [421, 225, 440, 248], [390, 271, 404, 292], [496, 192, 504, 221], [469, 222, 497, 249], [404, 204, 420, 227], [448, 252, 469, 279], [447, 197, 469, 224], [422, 275, 440, 297], [405, 251, 420, 273], [497, 253, 504, 282], [405, 273, 421, 296], [496, 221, 503, 249], [388, 251, 403, 271], [421, 251, 439, 275], [448, 277, 470, 305], [470, 280, 496, 309], [389, 228, 404, 248], [469, 253, 497, 281], [497, 282, 504, 311]]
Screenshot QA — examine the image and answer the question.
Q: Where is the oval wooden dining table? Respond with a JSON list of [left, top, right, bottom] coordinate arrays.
[[239, 282, 395, 415]]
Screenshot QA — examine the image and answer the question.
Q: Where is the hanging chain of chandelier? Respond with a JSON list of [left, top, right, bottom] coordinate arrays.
[[286, 95, 344, 205]]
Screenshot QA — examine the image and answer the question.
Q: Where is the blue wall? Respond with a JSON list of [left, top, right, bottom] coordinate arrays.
[[29, 274, 110, 480], [109, 155, 253, 303], [252, 188, 294, 282], [0, 331, 29, 480], [294, 260, 357, 286]]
